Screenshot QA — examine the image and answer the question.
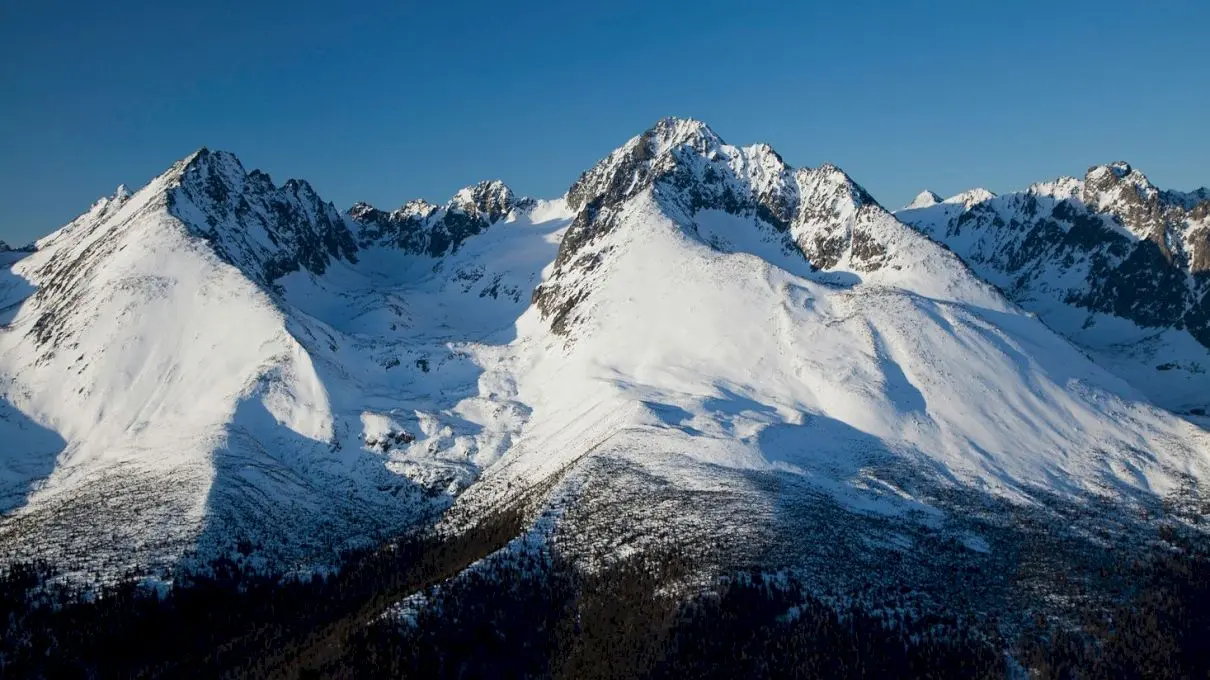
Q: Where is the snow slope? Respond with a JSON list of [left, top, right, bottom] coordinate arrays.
[[455, 120, 1210, 562], [0, 150, 572, 576], [1, 119, 1208, 581], [897, 163, 1210, 413]]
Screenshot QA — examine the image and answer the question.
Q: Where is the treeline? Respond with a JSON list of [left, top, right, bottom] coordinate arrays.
[[1, 522, 1208, 678], [1020, 527, 1210, 679], [331, 529, 1210, 679], [0, 502, 530, 678], [336, 549, 1002, 679]]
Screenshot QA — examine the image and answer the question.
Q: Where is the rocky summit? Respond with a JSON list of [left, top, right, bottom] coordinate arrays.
[[898, 161, 1210, 413], [1, 117, 1208, 678]]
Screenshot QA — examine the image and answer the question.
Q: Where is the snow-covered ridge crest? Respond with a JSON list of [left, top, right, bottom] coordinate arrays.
[[348, 179, 535, 257], [24, 146, 365, 290], [897, 161, 1210, 412], [453, 122, 1210, 577], [534, 116, 1006, 335], [0, 145, 559, 577], [905, 190, 943, 210]]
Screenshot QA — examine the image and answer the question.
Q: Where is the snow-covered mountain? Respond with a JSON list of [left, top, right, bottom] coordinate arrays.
[[897, 163, 1210, 414], [0, 149, 568, 576], [349, 179, 533, 257], [1, 118, 1208, 584], [447, 120, 1210, 569]]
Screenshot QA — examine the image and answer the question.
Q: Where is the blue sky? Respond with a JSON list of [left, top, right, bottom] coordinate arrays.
[[1, 0, 1207, 245]]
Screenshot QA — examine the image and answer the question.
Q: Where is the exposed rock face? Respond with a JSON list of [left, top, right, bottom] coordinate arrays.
[[897, 164, 1210, 411], [168, 149, 360, 283], [0, 149, 554, 579], [560, 117, 796, 251], [900, 163, 1210, 346], [348, 180, 528, 257], [5, 118, 1210, 604], [533, 117, 978, 335], [134, 151, 534, 287], [791, 164, 891, 272]]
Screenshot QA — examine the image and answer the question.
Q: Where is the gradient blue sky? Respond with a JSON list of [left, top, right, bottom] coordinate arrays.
[[2, 0, 1207, 245]]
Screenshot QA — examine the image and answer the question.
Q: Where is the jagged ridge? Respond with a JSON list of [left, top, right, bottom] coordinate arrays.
[[348, 179, 533, 257], [534, 116, 1003, 335], [3, 117, 1210, 592], [897, 162, 1210, 411]]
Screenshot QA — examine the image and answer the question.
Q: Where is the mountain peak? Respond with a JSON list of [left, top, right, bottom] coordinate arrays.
[[799, 163, 878, 209], [642, 116, 724, 155], [0, 239, 37, 254], [83, 182, 137, 218], [179, 146, 242, 173], [349, 181, 523, 257], [166, 148, 336, 216], [398, 198, 439, 218], [944, 187, 996, 208], [565, 116, 771, 217], [1077, 161, 1167, 230], [538, 119, 998, 338], [1083, 160, 1155, 198], [897, 159, 1210, 409], [157, 147, 358, 281], [451, 179, 516, 223], [905, 190, 943, 210], [168, 147, 253, 205]]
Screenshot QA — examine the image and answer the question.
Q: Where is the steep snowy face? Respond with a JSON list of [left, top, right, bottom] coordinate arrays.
[[4, 120, 1210, 586], [456, 119, 1210, 568], [905, 190, 943, 210], [786, 163, 990, 298], [348, 179, 531, 257], [0, 152, 486, 576], [535, 116, 1003, 336], [534, 117, 803, 334], [897, 164, 1210, 412]]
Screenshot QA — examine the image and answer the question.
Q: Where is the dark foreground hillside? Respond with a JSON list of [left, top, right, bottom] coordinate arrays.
[[1, 509, 1208, 679]]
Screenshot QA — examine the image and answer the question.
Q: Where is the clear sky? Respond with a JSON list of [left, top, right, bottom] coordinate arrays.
[[1, 0, 1207, 245]]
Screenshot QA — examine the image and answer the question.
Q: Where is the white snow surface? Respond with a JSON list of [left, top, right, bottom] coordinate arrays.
[[0, 153, 574, 575], [897, 165, 1210, 413], [905, 190, 943, 210], [1, 121, 1208, 578], [460, 188, 1210, 523], [453, 123, 1210, 550]]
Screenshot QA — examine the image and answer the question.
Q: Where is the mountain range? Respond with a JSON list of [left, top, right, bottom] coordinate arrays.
[[1, 118, 1207, 609], [898, 162, 1210, 414]]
